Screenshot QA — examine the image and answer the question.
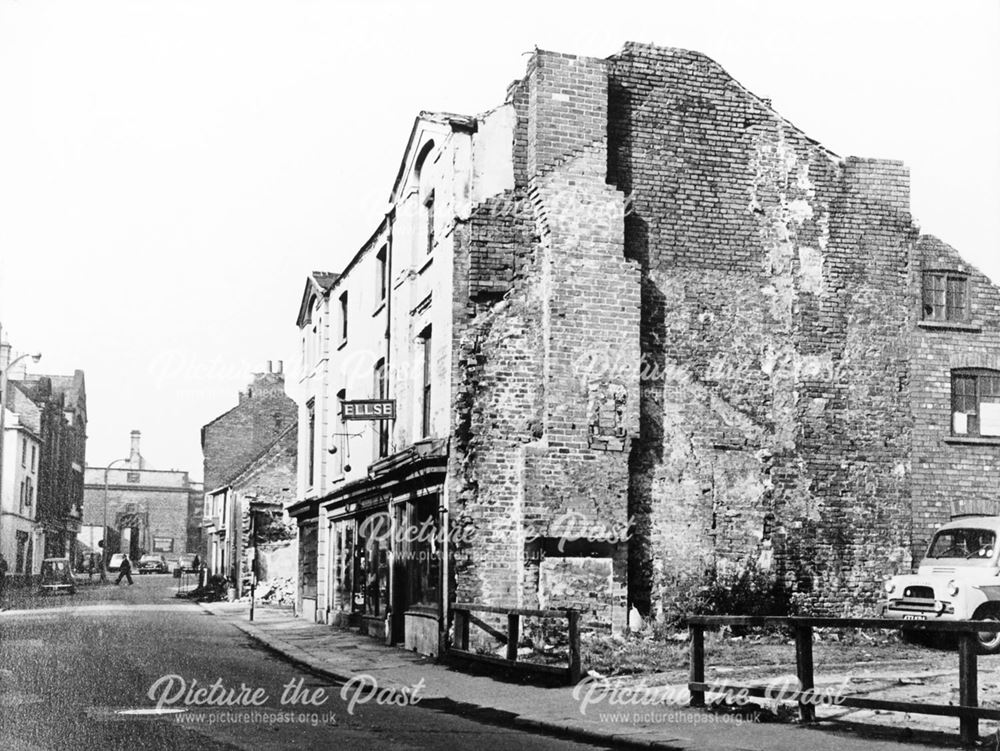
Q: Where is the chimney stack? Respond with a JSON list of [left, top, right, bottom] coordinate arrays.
[[129, 430, 142, 469]]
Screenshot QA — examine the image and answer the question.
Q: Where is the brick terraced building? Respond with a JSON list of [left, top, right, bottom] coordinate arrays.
[[291, 43, 1000, 651]]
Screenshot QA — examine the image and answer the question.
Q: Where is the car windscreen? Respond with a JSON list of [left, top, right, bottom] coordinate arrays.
[[927, 528, 997, 559]]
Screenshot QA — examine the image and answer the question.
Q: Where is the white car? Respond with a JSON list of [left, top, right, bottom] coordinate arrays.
[[882, 515, 1000, 653]]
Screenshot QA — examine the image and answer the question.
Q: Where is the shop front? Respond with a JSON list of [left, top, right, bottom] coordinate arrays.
[[314, 438, 448, 655], [324, 502, 391, 639]]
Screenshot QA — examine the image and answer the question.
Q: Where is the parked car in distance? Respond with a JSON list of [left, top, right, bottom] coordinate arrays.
[[108, 553, 128, 572], [882, 514, 1000, 653], [138, 554, 168, 574], [177, 553, 200, 573], [38, 557, 76, 595]]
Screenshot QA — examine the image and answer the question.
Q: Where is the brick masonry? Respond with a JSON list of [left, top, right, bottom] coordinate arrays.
[[451, 52, 639, 631], [448, 42, 1000, 624], [202, 367, 297, 495], [910, 236, 1000, 555]]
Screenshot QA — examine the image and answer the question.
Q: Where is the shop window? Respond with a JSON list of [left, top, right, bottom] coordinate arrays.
[[332, 521, 354, 614], [952, 369, 1000, 437], [354, 511, 390, 617], [406, 497, 440, 608], [923, 271, 969, 321]]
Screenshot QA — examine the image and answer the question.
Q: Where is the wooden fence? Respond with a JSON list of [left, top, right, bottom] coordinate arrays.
[[686, 615, 1000, 745], [448, 602, 582, 685]]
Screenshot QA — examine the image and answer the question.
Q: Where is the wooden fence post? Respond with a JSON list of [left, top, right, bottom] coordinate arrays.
[[793, 624, 815, 723], [454, 609, 469, 651], [507, 613, 519, 662], [689, 623, 705, 707], [568, 609, 581, 685], [958, 630, 979, 745]]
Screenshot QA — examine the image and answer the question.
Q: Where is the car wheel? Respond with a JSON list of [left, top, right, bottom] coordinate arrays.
[[975, 612, 1000, 655]]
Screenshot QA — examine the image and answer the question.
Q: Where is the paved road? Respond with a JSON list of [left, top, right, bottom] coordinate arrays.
[[0, 577, 613, 750]]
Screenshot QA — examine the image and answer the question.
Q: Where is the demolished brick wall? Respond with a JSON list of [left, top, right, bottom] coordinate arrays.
[[446, 41, 1000, 628], [608, 43, 914, 615], [450, 51, 640, 631]]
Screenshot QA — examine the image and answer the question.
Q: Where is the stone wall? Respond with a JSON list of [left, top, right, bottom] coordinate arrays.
[[82, 469, 193, 558]]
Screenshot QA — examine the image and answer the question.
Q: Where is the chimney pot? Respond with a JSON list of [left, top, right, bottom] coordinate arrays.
[[267, 360, 273, 373]]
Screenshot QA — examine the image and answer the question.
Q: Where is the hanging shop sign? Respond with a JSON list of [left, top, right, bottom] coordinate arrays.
[[341, 399, 397, 421]]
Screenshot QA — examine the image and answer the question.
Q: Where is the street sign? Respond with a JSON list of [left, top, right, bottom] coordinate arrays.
[[341, 399, 396, 421]]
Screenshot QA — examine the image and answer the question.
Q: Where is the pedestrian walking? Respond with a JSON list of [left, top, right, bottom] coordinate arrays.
[[115, 555, 133, 586], [0, 552, 8, 605], [87, 554, 95, 581]]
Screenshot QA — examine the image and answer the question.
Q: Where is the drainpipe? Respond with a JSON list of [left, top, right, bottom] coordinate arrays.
[[439, 478, 449, 656], [384, 209, 396, 643]]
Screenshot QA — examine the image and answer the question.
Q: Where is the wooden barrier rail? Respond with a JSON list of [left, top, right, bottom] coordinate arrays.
[[448, 602, 582, 685], [685, 615, 1000, 746]]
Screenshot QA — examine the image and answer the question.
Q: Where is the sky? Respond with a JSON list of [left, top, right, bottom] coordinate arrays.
[[0, 0, 997, 480]]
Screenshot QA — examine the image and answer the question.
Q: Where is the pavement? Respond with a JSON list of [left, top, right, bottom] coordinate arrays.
[[199, 600, 979, 750]]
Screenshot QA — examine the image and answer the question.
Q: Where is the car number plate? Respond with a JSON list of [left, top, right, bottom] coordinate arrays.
[[902, 615, 926, 621]]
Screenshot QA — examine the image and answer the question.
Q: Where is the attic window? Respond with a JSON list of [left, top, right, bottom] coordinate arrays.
[[923, 271, 969, 322]]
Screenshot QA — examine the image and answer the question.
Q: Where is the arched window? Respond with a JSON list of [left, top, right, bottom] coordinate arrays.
[[952, 369, 1000, 437], [415, 140, 436, 256]]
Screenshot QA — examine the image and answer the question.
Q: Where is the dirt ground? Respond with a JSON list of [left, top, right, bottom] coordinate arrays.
[[581, 628, 1000, 740]]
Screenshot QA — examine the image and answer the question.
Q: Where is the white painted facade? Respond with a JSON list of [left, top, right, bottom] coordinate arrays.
[[291, 109, 516, 652], [1, 410, 41, 580]]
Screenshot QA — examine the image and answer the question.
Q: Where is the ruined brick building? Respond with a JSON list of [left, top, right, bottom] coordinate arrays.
[[292, 42, 1000, 648]]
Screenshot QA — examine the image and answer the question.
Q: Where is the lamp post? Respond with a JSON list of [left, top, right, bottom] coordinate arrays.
[[101, 457, 130, 582], [0, 350, 42, 548]]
